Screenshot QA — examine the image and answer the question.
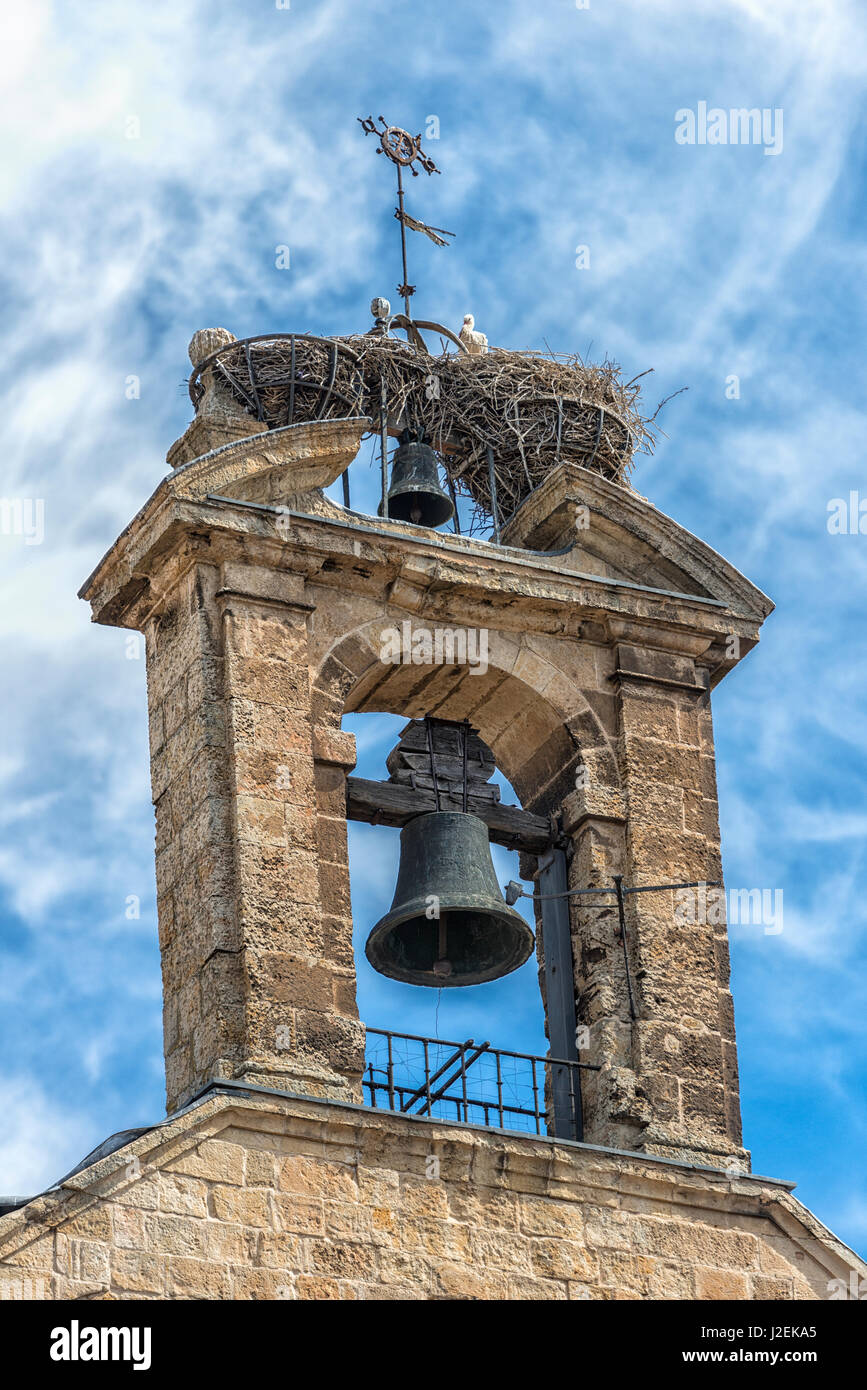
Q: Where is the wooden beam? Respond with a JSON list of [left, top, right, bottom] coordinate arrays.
[[346, 776, 552, 855]]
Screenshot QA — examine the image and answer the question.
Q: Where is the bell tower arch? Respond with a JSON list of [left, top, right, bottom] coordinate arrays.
[[312, 620, 619, 813], [80, 349, 772, 1172]]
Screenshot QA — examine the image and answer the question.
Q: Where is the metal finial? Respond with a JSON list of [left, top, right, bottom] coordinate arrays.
[[358, 114, 451, 321]]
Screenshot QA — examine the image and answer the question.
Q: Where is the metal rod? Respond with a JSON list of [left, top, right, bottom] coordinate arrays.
[[423, 1038, 431, 1118], [446, 469, 461, 534], [495, 1050, 504, 1129], [614, 875, 637, 1022], [396, 162, 412, 319], [531, 1057, 541, 1135], [386, 1032, 396, 1109], [511, 878, 722, 902], [287, 336, 296, 426], [569, 1064, 583, 1143], [486, 443, 501, 544], [379, 378, 389, 519], [510, 882, 617, 902], [342, 469, 351, 508], [399, 1039, 475, 1113]]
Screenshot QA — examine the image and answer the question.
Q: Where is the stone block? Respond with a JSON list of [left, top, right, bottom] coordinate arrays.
[[166, 1257, 232, 1300], [694, 1266, 750, 1300], [210, 1186, 272, 1229], [110, 1249, 166, 1296]]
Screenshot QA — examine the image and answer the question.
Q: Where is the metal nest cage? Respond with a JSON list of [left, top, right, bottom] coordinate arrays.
[[188, 327, 659, 533]]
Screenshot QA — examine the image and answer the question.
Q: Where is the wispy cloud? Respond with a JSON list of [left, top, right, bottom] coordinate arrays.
[[0, 0, 865, 1256]]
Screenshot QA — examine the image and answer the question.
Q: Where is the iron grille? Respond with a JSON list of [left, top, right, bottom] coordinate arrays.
[[363, 1028, 600, 1143]]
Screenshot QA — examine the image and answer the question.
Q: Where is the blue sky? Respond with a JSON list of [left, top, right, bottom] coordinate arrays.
[[1, 0, 866, 1258]]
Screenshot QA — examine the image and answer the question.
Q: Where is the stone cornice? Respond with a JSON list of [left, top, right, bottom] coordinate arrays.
[[80, 492, 767, 684]]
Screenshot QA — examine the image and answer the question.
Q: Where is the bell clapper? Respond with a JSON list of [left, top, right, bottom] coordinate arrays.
[[434, 915, 452, 978]]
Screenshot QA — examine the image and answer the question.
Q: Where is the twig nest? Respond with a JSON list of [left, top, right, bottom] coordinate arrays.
[[189, 331, 657, 532]]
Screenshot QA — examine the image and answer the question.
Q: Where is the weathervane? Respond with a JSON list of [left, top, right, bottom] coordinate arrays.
[[358, 114, 454, 320]]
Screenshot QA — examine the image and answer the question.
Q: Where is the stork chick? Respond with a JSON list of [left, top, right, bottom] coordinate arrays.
[[459, 314, 488, 356]]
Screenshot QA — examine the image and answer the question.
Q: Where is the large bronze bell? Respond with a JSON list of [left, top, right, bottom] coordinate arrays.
[[378, 431, 455, 528], [365, 811, 535, 987]]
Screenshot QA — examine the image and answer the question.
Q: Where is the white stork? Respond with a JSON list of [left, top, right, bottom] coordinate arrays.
[[459, 314, 488, 356]]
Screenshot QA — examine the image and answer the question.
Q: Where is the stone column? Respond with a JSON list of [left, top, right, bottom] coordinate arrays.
[[559, 796, 633, 1151], [610, 635, 745, 1167], [148, 557, 363, 1113], [548, 633, 745, 1168]]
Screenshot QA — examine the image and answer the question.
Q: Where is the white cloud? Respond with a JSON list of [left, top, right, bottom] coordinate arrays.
[[0, 0, 865, 1256], [0, 1077, 95, 1194]]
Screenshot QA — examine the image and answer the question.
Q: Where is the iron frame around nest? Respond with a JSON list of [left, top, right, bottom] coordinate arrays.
[[187, 332, 367, 428], [187, 329, 638, 543]]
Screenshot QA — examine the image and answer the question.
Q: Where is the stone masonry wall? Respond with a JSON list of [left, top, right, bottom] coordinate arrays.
[[82, 439, 773, 1177], [146, 555, 364, 1114], [0, 1093, 859, 1303]]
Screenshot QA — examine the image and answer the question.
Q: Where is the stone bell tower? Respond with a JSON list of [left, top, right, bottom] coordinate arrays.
[[0, 319, 862, 1302], [84, 324, 766, 1167]]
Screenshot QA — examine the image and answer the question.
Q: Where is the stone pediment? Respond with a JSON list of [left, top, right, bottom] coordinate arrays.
[[0, 1086, 863, 1300], [501, 463, 773, 623]]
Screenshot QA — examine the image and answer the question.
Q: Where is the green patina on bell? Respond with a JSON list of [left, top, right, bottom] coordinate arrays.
[[365, 811, 535, 988], [378, 431, 454, 529]]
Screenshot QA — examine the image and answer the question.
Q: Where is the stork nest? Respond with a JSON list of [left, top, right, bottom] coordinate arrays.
[[342, 336, 659, 527], [198, 332, 663, 528]]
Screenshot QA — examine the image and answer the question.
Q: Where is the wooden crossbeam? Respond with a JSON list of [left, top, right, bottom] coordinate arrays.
[[346, 776, 552, 855]]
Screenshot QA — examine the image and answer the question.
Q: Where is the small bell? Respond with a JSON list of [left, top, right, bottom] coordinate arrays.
[[379, 431, 454, 529], [365, 810, 535, 987]]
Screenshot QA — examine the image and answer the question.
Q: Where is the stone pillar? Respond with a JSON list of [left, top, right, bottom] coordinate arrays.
[[610, 636, 745, 1167], [148, 557, 363, 1113], [560, 799, 633, 1151], [548, 635, 745, 1168]]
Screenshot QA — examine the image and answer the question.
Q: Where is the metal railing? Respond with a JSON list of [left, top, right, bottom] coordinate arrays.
[[188, 332, 366, 429], [363, 1028, 600, 1143]]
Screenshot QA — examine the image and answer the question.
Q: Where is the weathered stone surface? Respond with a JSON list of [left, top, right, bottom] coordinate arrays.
[[0, 1092, 860, 1302]]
